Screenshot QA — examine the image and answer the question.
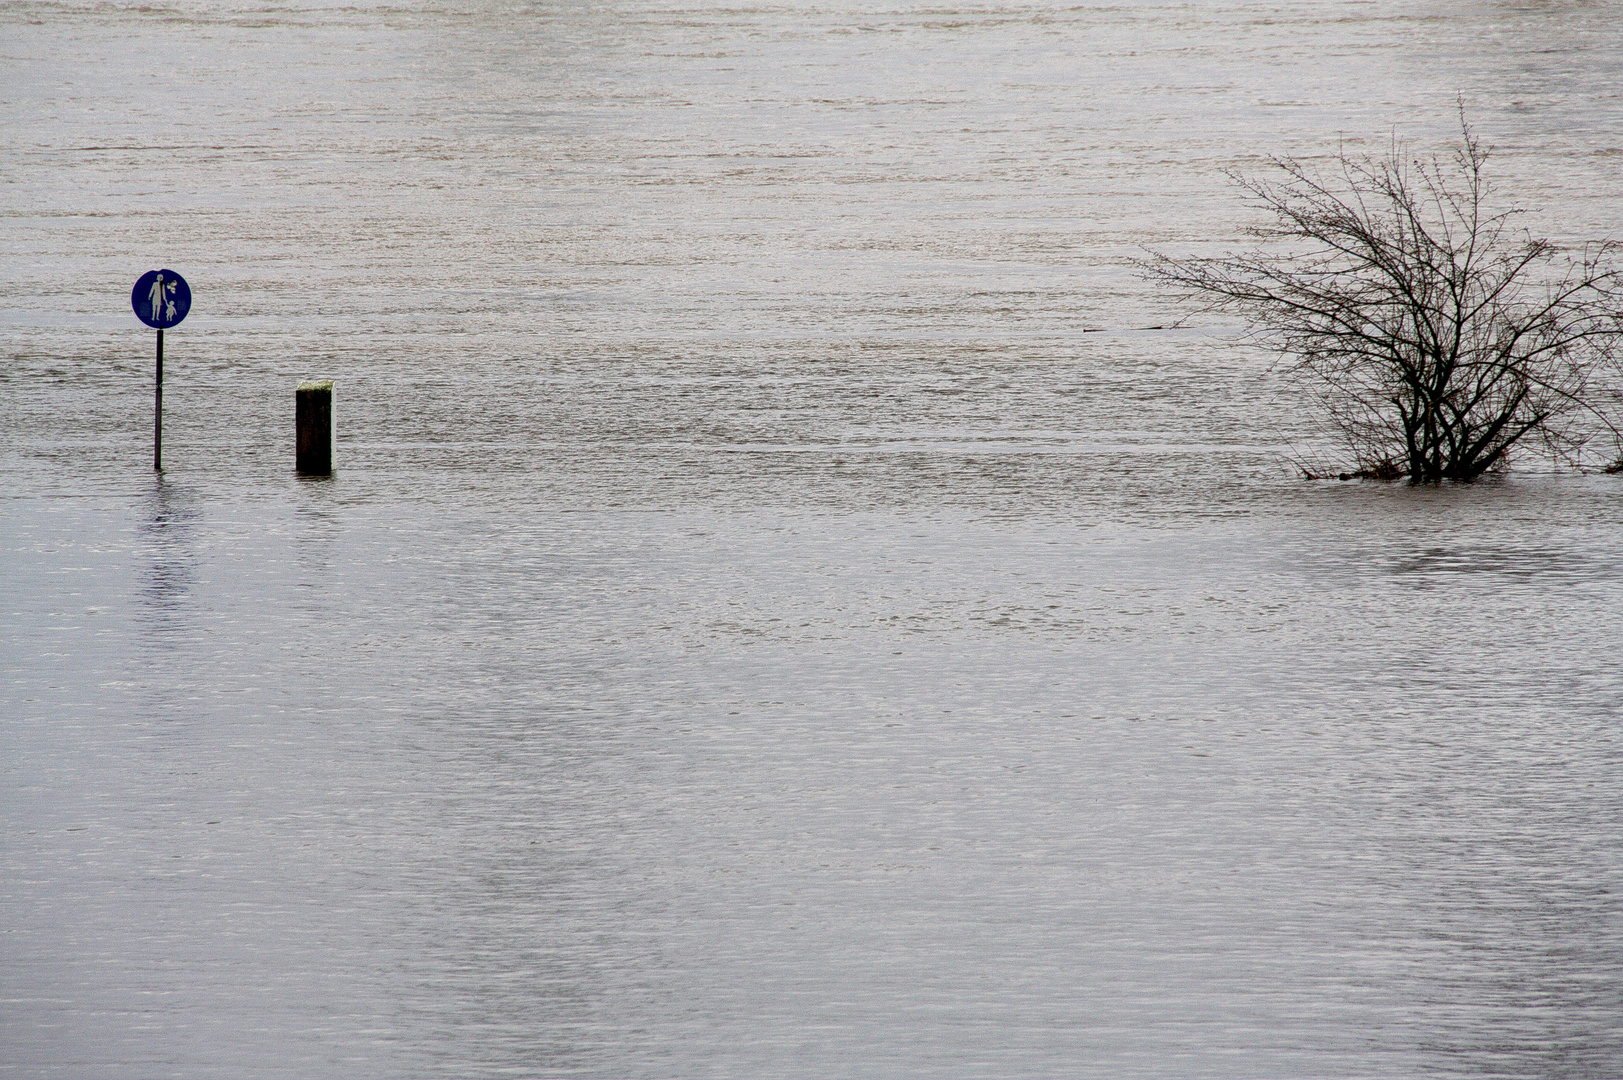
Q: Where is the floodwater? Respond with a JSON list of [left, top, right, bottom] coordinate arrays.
[[4, 1, 1622, 1077]]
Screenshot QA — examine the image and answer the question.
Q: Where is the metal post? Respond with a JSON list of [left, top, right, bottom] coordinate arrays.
[[154, 328, 164, 472]]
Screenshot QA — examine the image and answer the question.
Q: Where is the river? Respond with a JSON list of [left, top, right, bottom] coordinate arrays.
[[3, 1, 1621, 1076]]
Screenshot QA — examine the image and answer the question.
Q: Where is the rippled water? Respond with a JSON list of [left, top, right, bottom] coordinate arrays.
[[4, 2, 1623, 1077]]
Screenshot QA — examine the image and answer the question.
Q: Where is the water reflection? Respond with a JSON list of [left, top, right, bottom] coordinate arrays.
[[294, 484, 342, 606], [135, 477, 201, 634], [1386, 544, 1605, 585]]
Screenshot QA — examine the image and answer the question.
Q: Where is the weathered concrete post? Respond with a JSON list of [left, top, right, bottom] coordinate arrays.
[[296, 380, 334, 475]]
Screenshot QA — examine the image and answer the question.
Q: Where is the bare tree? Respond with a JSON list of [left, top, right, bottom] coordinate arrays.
[[1148, 118, 1623, 481]]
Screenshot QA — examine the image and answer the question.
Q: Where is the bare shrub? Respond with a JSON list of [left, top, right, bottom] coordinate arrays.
[[1147, 117, 1623, 481]]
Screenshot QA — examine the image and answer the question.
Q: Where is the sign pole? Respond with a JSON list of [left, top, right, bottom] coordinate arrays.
[[154, 328, 164, 471], [132, 269, 188, 472]]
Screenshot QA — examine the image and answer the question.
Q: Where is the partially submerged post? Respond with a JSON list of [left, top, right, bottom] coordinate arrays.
[[130, 269, 191, 472], [154, 329, 163, 471], [296, 380, 335, 475]]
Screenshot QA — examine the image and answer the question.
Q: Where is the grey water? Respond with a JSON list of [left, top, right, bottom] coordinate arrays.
[[4, 1, 1623, 1077]]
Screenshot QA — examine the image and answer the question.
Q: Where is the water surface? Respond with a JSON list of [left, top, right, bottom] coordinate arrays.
[[4, 2, 1622, 1076]]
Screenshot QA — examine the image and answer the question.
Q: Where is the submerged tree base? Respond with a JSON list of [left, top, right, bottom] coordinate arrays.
[[1338, 460, 1406, 482], [1297, 459, 1404, 482]]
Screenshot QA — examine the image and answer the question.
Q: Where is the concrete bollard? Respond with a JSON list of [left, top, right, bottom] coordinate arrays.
[[296, 380, 335, 476]]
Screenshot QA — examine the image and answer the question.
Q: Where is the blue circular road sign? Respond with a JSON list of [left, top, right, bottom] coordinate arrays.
[[131, 269, 191, 329]]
